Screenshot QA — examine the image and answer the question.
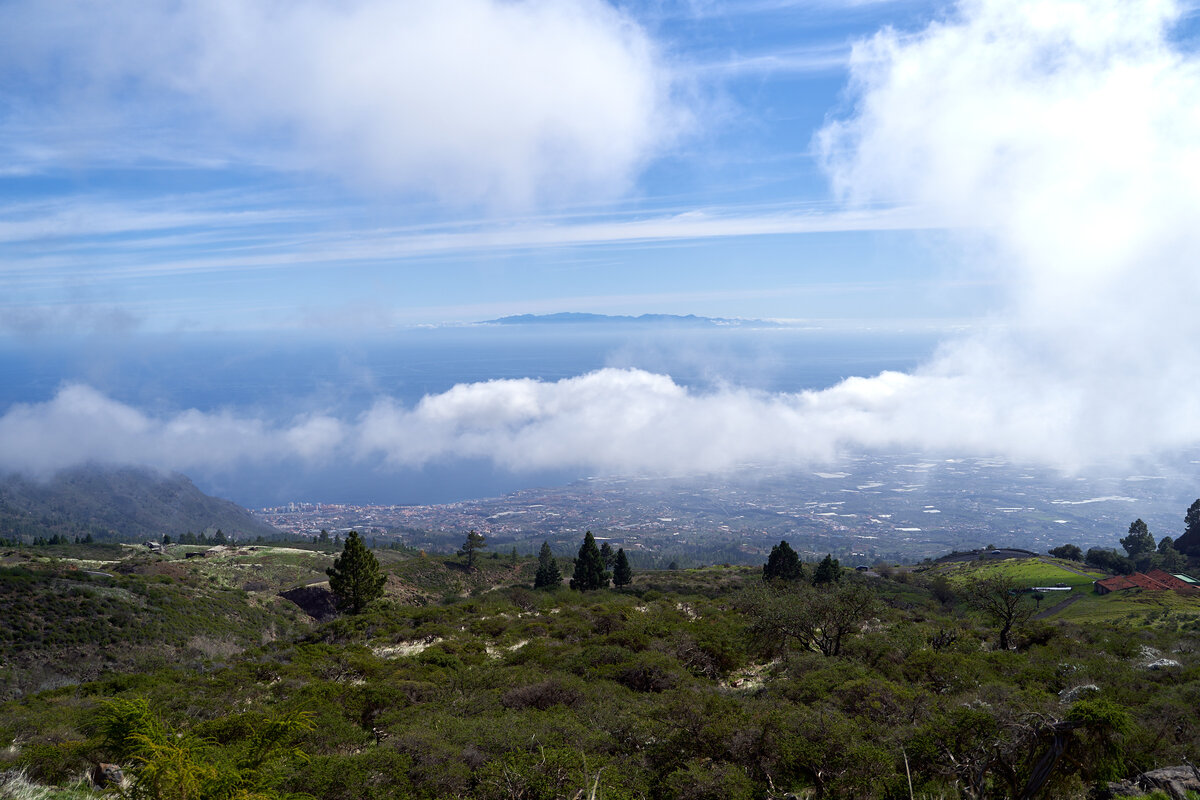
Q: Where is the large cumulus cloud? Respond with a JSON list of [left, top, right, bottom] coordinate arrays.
[[0, 0, 681, 207], [815, 0, 1200, 466]]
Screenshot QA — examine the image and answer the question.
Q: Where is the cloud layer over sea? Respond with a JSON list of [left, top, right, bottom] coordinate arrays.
[[4, 0, 1200, 488]]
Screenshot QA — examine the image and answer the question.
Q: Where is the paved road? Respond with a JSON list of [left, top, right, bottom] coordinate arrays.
[[1034, 592, 1084, 619]]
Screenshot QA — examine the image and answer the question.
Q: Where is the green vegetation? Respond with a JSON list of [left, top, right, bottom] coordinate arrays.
[[0, 551, 312, 700], [326, 531, 386, 614], [568, 531, 609, 591], [92, 697, 314, 800], [1066, 511, 1198, 575], [599, 541, 615, 570], [1177, 498, 1200, 556], [533, 541, 561, 589], [740, 576, 877, 657], [1158, 536, 1189, 571], [1049, 543, 1083, 561], [0, 466, 278, 544], [1121, 519, 1155, 559], [761, 540, 803, 582], [962, 573, 1034, 650], [811, 553, 841, 586], [1, 539, 1199, 799], [457, 530, 487, 571], [613, 547, 633, 587]]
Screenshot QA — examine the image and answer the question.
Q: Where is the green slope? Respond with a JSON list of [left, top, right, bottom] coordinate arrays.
[[0, 466, 280, 542]]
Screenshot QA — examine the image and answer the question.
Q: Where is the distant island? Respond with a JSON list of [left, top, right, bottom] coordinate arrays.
[[481, 312, 780, 327]]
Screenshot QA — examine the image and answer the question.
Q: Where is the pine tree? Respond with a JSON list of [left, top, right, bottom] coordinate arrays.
[[1158, 537, 1188, 571], [763, 540, 803, 582], [599, 541, 615, 569], [812, 554, 842, 585], [613, 547, 633, 587], [570, 531, 610, 591], [1176, 499, 1200, 556], [326, 531, 387, 614], [534, 541, 562, 589], [1120, 519, 1155, 558], [458, 530, 487, 570]]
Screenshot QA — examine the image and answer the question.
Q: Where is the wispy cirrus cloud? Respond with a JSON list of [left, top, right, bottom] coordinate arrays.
[[689, 42, 853, 77], [0, 199, 310, 244], [0, 199, 936, 287]]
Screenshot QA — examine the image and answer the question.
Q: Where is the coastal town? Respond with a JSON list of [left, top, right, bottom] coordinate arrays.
[[253, 456, 1196, 566]]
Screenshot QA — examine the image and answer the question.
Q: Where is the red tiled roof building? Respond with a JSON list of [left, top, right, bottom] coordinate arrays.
[[1094, 570, 1200, 595]]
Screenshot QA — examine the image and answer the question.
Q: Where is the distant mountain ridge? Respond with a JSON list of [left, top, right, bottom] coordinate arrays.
[[0, 465, 280, 542], [483, 312, 778, 327]]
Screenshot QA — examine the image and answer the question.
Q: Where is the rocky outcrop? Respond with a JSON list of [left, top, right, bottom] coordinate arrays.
[[92, 762, 124, 788], [279, 583, 339, 621], [1104, 765, 1200, 799]]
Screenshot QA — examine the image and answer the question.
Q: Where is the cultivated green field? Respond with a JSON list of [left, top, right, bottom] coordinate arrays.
[[926, 556, 1200, 627]]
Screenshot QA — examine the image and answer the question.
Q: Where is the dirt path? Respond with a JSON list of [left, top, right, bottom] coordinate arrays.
[[1034, 592, 1084, 619]]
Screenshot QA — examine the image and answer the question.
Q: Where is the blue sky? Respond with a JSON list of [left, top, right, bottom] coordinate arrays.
[[0, 0, 983, 334], [5, 0, 1200, 496]]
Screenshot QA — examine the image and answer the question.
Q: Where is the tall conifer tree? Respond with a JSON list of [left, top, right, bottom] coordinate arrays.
[[612, 547, 633, 587], [812, 554, 842, 585], [458, 530, 486, 570], [1176, 499, 1200, 555], [534, 541, 562, 589], [599, 541, 616, 569], [763, 540, 803, 582], [570, 531, 610, 591], [327, 531, 386, 614]]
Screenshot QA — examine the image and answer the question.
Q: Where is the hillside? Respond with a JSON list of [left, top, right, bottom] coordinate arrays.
[[1, 542, 1200, 799], [0, 466, 280, 542]]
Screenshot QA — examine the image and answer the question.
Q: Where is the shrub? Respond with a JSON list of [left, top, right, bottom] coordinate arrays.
[[662, 758, 756, 800], [617, 662, 676, 693], [500, 680, 582, 711]]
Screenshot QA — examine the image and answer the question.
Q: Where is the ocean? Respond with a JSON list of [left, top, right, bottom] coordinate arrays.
[[0, 324, 943, 505]]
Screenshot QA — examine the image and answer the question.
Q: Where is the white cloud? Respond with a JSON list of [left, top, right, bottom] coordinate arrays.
[[6, 0, 1200, 482], [0, 385, 349, 476], [0, 370, 915, 477], [0, 0, 681, 208], [0, 360, 1147, 481], [0, 198, 935, 289], [812, 0, 1200, 466], [691, 43, 852, 77]]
